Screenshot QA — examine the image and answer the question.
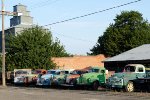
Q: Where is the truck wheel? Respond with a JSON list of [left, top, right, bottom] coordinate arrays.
[[125, 81, 134, 92], [116, 88, 121, 92], [70, 79, 77, 86], [24, 77, 29, 86], [92, 81, 99, 90]]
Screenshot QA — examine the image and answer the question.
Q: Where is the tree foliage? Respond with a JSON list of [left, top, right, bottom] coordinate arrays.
[[89, 11, 150, 57], [6, 26, 70, 71]]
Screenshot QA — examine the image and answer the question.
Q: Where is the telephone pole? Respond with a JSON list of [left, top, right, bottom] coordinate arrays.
[[1, 0, 6, 86]]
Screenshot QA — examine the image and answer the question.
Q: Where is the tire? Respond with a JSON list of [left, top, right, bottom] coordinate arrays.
[[92, 81, 99, 90], [70, 79, 77, 86], [125, 81, 134, 92], [24, 77, 29, 86], [115, 88, 121, 92]]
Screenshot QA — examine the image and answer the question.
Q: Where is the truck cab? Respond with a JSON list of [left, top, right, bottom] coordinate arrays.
[[107, 64, 146, 92], [76, 67, 108, 90]]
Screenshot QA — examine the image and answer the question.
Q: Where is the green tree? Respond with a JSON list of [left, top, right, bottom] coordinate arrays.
[[89, 11, 150, 56], [6, 26, 70, 71]]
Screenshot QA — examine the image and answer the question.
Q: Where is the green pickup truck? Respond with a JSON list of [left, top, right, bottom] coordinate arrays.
[[76, 67, 108, 90], [107, 64, 147, 92]]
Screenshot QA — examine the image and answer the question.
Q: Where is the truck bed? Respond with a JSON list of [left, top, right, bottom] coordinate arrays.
[[135, 77, 150, 92]]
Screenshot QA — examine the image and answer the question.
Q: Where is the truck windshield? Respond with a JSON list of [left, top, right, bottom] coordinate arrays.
[[89, 69, 99, 73], [47, 71, 56, 74], [55, 71, 61, 75], [59, 71, 69, 75], [72, 71, 81, 75], [71, 70, 87, 75], [15, 71, 28, 75], [64, 71, 69, 74], [124, 66, 135, 72]]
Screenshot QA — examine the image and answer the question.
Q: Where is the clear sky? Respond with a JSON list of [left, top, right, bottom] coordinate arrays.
[[0, 0, 149, 55]]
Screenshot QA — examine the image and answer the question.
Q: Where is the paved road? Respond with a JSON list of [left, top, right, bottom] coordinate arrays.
[[0, 86, 149, 100]]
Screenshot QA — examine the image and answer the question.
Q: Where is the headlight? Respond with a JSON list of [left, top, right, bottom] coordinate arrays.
[[45, 79, 50, 81], [87, 78, 91, 82]]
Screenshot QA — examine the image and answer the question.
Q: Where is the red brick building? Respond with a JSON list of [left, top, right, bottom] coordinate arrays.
[[52, 54, 106, 70]]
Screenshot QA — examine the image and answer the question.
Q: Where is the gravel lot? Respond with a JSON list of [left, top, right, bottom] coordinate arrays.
[[0, 86, 149, 100]]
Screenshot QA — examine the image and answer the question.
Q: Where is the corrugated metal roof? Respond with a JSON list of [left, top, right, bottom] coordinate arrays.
[[104, 44, 150, 62]]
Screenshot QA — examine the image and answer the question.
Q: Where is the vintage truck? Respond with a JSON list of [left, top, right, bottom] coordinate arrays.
[[36, 69, 60, 86], [65, 69, 89, 86], [14, 69, 31, 85], [52, 69, 74, 86], [76, 67, 108, 90], [23, 69, 47, 86], [107, 64, 147, 92]]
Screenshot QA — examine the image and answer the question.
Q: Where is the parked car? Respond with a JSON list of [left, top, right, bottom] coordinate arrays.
[[76, 67, 108, 90], [23, 69, 47, 86], [107, 64, 147, 92], [14, 69, 31, 85], [36, 70, 60, 86]]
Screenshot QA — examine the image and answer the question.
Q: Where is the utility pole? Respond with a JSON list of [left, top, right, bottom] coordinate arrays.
[[1, 0, 6, 87]]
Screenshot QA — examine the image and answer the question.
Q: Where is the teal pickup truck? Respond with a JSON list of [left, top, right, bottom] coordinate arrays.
[[76, 67, 108, 90], [107, 64, 147, 92]]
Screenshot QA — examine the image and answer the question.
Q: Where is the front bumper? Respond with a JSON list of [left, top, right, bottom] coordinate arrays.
[[107, 78, 124, 89], [14, 77, 24, 84], [36, 78, 51, 86]]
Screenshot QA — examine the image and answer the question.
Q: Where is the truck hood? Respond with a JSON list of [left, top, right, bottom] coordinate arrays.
[[111, 72, 125, 78], [54, 74, 66, 79], [26, 74, 38, 78], [112, 72, 136, 78], [67, 74, 80, 79], [83, 72, 103, 76], [14, 76, 24, 79]]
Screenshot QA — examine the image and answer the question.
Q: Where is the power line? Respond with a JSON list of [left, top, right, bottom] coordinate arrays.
[[44, 0, 141, 26], [53, 32, 96, 43]]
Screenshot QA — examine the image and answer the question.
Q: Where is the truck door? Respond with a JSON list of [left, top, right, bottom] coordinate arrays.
[[78, 71, 85, 84], [98, 69, 106, 84]]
